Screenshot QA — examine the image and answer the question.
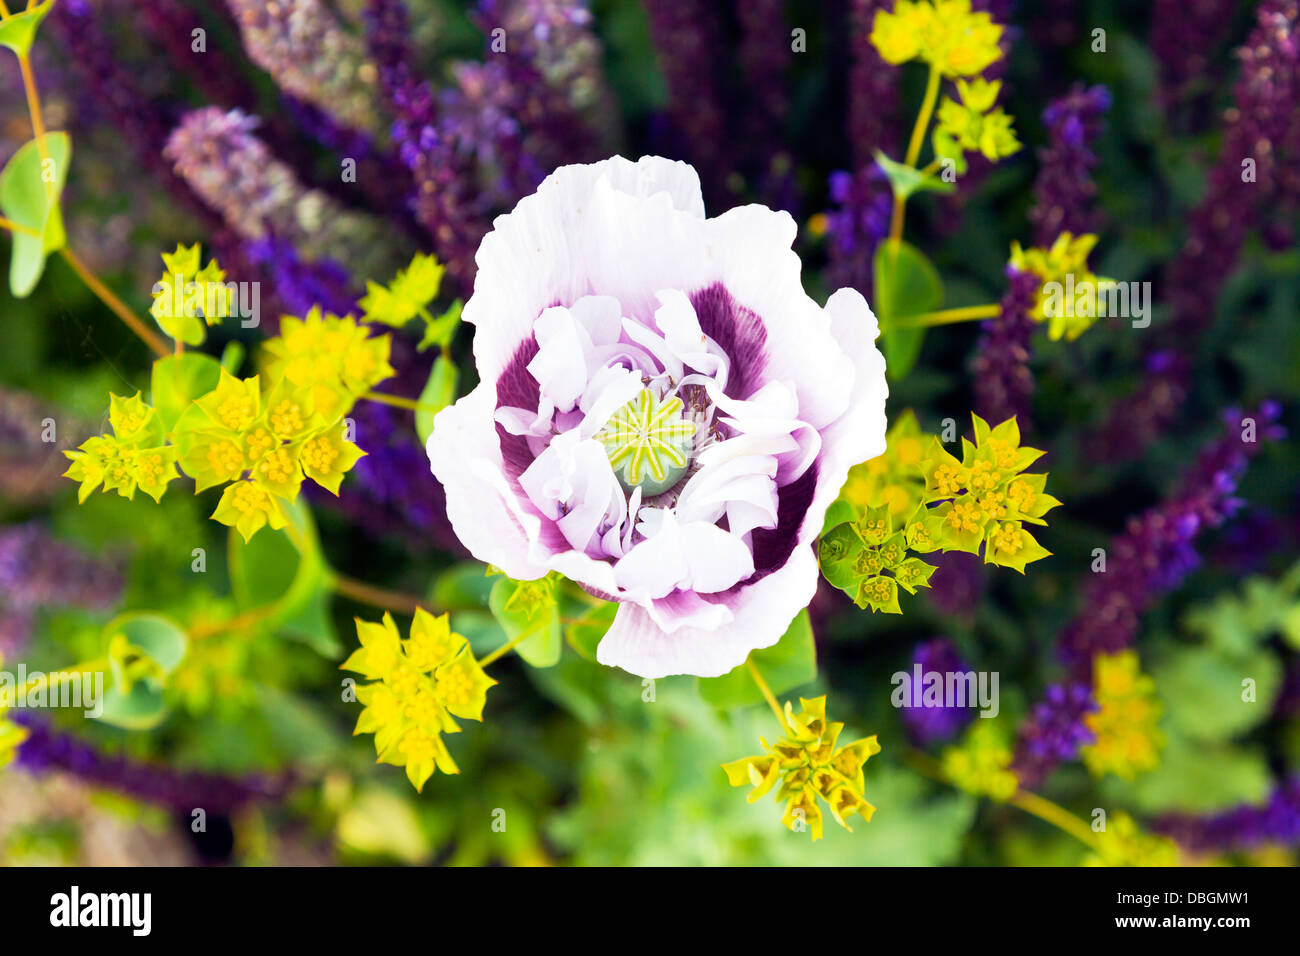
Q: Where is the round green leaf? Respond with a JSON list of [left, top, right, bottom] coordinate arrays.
[[1, 131, 71, 297], [873, 238, 943, 380]]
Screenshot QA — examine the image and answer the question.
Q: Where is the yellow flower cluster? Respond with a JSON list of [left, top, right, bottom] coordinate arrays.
[[1010, 232, 1117, 341], [1082, 812, 1180, 867], [933, 78, 1020, 174], [723, 696, 880, 841], [149, 243, 234, 347], [342, 610, 497, 793], [941, 721, 1019, 801], [1081, 651, 1164, 780], [63, 392, 179, 503], [920, 414, 1059, 572], [261, 307, 396, 421], [843, 410, 928, 520], [180, 371, 367, 541], [870, 0, 1003, 78]]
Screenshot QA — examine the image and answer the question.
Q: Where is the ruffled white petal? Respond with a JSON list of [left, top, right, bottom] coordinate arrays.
[[466, 156, 708, 383], [597, 545, 819, 678]]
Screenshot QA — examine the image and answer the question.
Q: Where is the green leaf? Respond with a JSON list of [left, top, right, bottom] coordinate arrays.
[[415, 354, 458, 445], [817, 522, 865, 591], [103, 612, 188, 676], [874, 150, 956, 201], [1154, 646, 1281, 743], [230, 500, 340, 657], [430, 561, 497, 610], [0, 0, 55, 58], [97, 682, 168, 731], [1107, 731, 1274, 814], [873, 238, 943, 380], [150, 352, 222, 433], [95, 612, 188, 731], [488, 576, 562, 668], [819, 498, 856, 537], [697, 610, 816, 708], [565, 601, 617, 662], [1, 131, 70, 297]]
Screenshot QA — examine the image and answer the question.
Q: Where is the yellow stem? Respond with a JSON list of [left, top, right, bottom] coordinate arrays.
[[745, 656, 790, 733], [0, 215, 41, 238], [905, 748, 1098, 850], [0, 4, 12, 20], [886, 303, 1002, 329], [1009, 789, 1102, 849], [58, 248, 171, 358], [905, 66, 942, 169], [189, 605, 280, 640], [16, 52, 54, 202], [362, 391, 444, 415]]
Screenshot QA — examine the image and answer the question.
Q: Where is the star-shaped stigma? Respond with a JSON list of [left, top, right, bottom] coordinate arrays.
[[597, 388, 697, 496]]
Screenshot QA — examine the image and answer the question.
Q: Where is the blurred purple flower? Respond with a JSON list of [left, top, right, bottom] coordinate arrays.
[[645, 0, 731, 202], [972, 266, 1039, 429], [848, 0, 901, 165], [224, 0, 378, 133], [1011, 681, 1098, 787], [1014, 402, 1282, 785], [899, 638, 976, 746], [1154, 778, 1300, 853], [1089, 1, 1299, 463], [1030, 84, 1111, 246], [824, 165, 891, 296], [14, 716, 290, 815], [0, 524, 122, 657]]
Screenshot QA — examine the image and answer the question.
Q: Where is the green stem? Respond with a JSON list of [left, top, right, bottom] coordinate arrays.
[[362, 391, 445, 415], [745, 656, 791, 734], [889, 65, 943, 244], [479, 628, 538, 668], [0, 657, 110, 710], [885, 304, 1002, 330]]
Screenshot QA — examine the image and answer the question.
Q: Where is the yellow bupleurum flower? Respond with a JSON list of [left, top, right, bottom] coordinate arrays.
[[359, 252, 445, 328], [149, 243, 234, 346], [1080, 651, 1164, 780], [870, 0, 1003, 78], [941, 720, 1019, 801], [342, 610, 496, 792], [63, 392, 179, 504], [932, 78, 1021, 174], [1010, 232, 1118, 341], [723, 696, 880, 841], [1082, 812, 1179, 867], [298, 422, 367, 495], [210, 479, 289, 543], [193, 370, 262, 435], [842, 409, 928, 519], [261, 308, 395, 419], [920, 414, 1059, 570]]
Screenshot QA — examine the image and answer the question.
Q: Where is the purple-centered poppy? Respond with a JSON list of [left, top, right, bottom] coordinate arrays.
[[428, 157, 887, 677]]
